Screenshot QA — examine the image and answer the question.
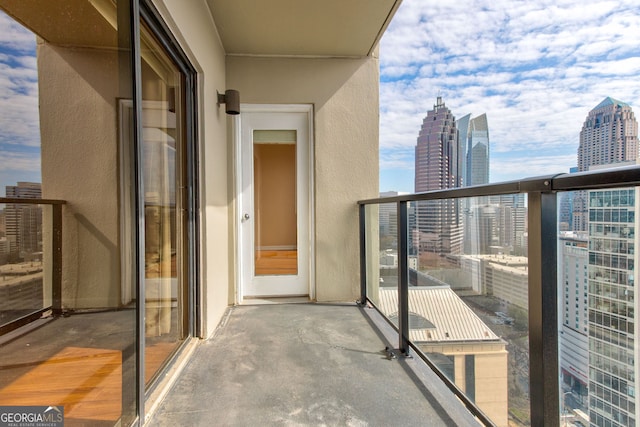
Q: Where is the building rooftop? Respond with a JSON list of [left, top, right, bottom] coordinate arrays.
[[379, 287, 501, 343], [594, 96, 630, 110]]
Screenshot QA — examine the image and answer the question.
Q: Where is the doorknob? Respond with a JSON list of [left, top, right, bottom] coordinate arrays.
[[243, 213, 250, 220]]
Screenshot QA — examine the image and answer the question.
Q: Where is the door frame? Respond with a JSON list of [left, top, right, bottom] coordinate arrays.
[[234, 104, 315, 303]]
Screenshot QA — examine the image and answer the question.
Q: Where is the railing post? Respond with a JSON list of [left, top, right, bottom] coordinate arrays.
[[51, 203, 63, 316], [358, 203, 367, 305], [528, 191, 559, 427], [397, 201, 409, 355]]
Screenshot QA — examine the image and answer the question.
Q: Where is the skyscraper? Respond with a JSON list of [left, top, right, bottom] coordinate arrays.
[[459, 113, 491, 254], [466, 113, 490, 187], [587, 182, 638, 427], [457, 113, 471, 188], [577, 98, 639, 426], [574, 97, 638, 232], [4, 182, 42, 261], [414, 97, 463, 255], [414, 96, 461, 193], [578, 97, 638, 172], [559, 232, 589, 404]]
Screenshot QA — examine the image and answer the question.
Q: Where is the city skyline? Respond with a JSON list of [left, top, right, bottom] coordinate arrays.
[[379, 0, 640, 193], [2, 2, 640, 196]]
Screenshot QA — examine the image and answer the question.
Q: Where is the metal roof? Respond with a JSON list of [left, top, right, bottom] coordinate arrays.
[[379, 287, 501, 343], [594, 96, 630, 110]]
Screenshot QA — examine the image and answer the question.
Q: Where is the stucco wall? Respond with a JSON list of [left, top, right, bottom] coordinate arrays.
[[227, 56, 380, 302], [155, 0, 230, 338], [39, 43, 122, 309]]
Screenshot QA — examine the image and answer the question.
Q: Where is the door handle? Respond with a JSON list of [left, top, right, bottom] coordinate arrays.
[[243, 213, 250, 220]]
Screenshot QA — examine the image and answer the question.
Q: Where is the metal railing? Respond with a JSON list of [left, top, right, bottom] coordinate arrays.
[[358, 164, 640, 427], [0, 197, 65, 335]]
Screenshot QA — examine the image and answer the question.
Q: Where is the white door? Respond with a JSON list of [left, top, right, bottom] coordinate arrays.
[[238, 105, 312, 299]]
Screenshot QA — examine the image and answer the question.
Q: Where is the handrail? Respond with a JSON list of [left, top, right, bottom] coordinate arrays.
[[358, 164, 640, 205], [0, 197, 65, 335], [0, 197, 66, 205], [358, 163, 640, 427]]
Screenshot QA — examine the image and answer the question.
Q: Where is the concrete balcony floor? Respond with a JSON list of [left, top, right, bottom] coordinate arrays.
[[147, 303, 481, 426]]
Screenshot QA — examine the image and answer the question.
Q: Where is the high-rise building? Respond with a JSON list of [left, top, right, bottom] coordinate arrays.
[[578, 97, 638, 172], [587, 183, 638, 427], [559, 232, 589, 404], [578, 97, 639, 426], [415, 96, 461, 193], [459, 113, 491, 255], [414, 97, 463, 255], [560, 167, 579, 232], [4, 182, 42, 261], [466, 113, 490, 187], [452, 112, 490, 188], [574, 97, 638, 232], [457, 113, 471, 188], [379, 191, 398, 242]]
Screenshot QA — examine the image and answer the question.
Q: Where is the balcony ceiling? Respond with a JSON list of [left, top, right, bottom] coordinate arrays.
[[207, 0, 402, 57]]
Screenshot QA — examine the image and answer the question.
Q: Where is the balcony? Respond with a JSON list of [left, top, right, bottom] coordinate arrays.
[[149, 165, 637, 426], [0, 197, 64, 335], [1, 166, 639, 426], [146, 303, 481, 426]]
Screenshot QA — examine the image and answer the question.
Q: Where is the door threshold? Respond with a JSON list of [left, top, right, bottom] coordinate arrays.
[[240, 296, 311, 305]]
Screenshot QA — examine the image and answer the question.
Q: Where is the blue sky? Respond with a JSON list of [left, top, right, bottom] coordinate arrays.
[[1, 3, 640, 195], [0, 10, 40, 196], [378, 0, 640, 193]]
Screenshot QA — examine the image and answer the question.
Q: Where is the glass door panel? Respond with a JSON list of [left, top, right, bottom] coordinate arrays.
[[253, 130, 298, 276], [0, 1, 139, 425], [140, 22, 188, 386]]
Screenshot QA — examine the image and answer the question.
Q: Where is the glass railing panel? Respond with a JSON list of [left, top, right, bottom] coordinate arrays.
[[558, 187, 638, 427], [364, 203, 399, 311], [361, 169, 640, 425], [406, 194, 528, 427], [0, 202, 49, 331]]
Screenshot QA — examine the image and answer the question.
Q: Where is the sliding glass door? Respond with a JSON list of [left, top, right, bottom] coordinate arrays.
[[138, 16, 195, 387], [0, 1, 199, 424]]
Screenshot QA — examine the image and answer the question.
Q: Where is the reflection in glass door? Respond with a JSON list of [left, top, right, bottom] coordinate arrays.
[[140, 21, 189, 386]]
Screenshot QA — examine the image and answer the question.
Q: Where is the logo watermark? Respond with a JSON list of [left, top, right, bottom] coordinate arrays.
[[0, 406, 64, 427]]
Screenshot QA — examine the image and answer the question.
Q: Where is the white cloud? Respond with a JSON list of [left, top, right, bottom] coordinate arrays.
[[491, 153, 578, 182], [0, 149, 41, 172], [0, 11, 37, 53], [379, 0, 640, 188], [0, 16, 40, 149]]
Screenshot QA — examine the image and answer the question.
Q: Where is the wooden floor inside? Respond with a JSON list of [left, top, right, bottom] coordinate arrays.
[[255, 250, 297, 275], [0, 311, 182, 425], [0, 346, 123, 423]]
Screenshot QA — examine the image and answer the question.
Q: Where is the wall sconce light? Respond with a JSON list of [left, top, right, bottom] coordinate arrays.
[[217, 89, 240, 115]]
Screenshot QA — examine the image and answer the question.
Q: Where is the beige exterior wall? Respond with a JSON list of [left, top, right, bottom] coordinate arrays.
[[37, 0, 231, 336], [487, 262, 529, 310], [474, 352, 509, 427], [419, 342, 509, 427], [37, 0, 380, 335], [39, 43, 123, 309], [227, 56, 380, 302], [155, 0, 230, 338], [38, 0, 380, 333]]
